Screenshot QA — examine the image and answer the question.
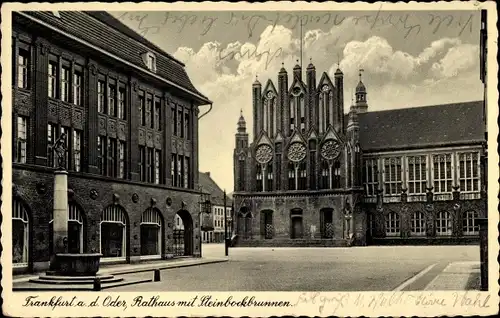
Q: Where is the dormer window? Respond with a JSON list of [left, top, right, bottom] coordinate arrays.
[[142, 52, 157, 72], [51, 11, 61, 18]]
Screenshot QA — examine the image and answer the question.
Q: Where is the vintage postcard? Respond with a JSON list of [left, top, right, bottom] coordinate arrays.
[[1, 1, 498, 317]]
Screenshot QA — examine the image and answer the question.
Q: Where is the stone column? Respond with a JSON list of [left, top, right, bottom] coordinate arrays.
[[52, 170, 69, 258]]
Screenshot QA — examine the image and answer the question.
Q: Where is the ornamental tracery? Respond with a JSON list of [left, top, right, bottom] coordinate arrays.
[[255, 144, 273, 164], [321, 140, 341, 160], [287, 142, 307, 162]]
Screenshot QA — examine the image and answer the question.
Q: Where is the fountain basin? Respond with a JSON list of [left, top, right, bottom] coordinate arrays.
[[49, 253, 103, 276]]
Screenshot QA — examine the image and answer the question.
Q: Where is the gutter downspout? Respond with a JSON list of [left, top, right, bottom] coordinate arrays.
[[198, 103, 213, 120]]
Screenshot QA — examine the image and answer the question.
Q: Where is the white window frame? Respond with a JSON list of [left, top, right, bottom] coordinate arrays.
[[16, 116, 28, 163], [13, 200, 29, 268], [436, 211, 452, 236], [432, 153, 453, 194], [363, 158, 378, 196], [407, 155, 427, 195], [385, 212, 400, 236], [60, 65, 70, 102], [73, 130, 81, 172], [100, 206, 127, 262], [383, 157, 402, 196], [143, 52, 157, 72], [73, 72, 82, 106], [140, 208, 162, 260], [463, 210, 479, 235], [18, 50, 29, 89], [458, 152, 480, 193], [410, 212, 426, 236]]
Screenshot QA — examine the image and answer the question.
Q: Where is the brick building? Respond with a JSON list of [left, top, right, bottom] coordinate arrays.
[[11, 11, 211, 274], [232, 61, 487, 247]]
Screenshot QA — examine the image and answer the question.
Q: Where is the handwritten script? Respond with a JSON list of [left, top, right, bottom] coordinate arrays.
[[117, 10, 475, 40]]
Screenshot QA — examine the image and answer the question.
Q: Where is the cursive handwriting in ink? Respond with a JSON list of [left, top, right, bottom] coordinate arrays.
[[294, 292, 349, 314], [219, 46, 283, 70]]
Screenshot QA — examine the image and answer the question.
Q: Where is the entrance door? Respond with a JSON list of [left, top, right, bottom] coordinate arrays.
[[173, 229, 185, 256], [291, 217, 303, 239]]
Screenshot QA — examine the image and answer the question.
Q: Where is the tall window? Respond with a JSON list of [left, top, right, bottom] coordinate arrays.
[[12, 199, 29, 266], [266, 162, 273, 191], [154, 149, 161, 184], [147, 148, 154, 182], [363, 158, 378, 196], [139, 94, 145, 126], [178, 110, 183, 138], [60, 126, 69, 169], [171, 154, 176, 186], [299, 96, 306, 134], [118, 87, 126, 119], [73, 70, 82, 106], [60, 64, 70, 102], [184, 113, 190, 139], [17, 48, 30, 89], [408, 155, 427, 194], [320, 161, 330, 189], [385, 211, 400, 236], [16, 116, 28, 163], [73, 130, 82, 172], [184, 157, 190, 188], [436, 211, 452, 236], [297, 162, 307, 190], [459, 152, 480, 192], [172, 108, 177, 136], [383, 157, 402, 195], [289, 100, 295, 134], [48, 61, 58, 98], [108, 82, 116, 117], [463, 210, 479, 235], [146, 96, 153, 128], [47, 123, 56, 167], [256, 165, 263, 192], [97, 136, 106, 175], [333, 161, 341, 188], [139, 146, 146, 181], [118, 141, 126, 179], [288, 163, 296, 190], [97, 80, 105, 113], [177, 155, 183, 187], [410, 212, 426, 236], [100, 205, 127, 259], [433, 154, 453, 193], [154, 99, 161, 130], [107, 138, 117, 177]]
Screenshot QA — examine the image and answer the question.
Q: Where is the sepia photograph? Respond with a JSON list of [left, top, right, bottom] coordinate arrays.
[[1, 1, 498, 317]]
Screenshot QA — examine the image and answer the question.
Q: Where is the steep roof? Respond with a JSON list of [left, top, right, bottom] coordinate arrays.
[[198, 172, 233, 207], [358, 101, 485, 152], [21, 11, 210, 103]]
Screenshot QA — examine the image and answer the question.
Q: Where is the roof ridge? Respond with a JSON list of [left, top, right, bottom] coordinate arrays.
[[84, 11, 185, 67], [360, 100, 482, 115]]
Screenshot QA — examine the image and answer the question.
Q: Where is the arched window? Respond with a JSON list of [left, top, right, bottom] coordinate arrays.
[[385, 212, 400, 236], [49, 203, 85, 254], [100, 205, 127, 260], [288, 162, 296, 190], [463, 210, 479, 235], [266, 162, 273, 191], [436, 211, 452, 236], [410, 212, 426, 236], [320, 160, 330, 189], [256, 164, 263, 192], [298, 161, 307, 190], [13, 199, 29, 267], [141, 208, 163, 258]]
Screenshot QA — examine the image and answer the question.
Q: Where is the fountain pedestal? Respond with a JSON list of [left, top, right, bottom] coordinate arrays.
[[48, 253, 103, 276]]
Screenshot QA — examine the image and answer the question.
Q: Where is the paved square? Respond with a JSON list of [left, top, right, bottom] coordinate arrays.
[[112, 244, 479, 291]]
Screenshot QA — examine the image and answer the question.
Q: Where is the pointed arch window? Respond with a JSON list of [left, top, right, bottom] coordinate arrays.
[[298, 161, 307, 190], [256, 164, 263, 192], [288, 162, 296, 190], [238, 158, 245, 191], [13, 199, 29, 267], [289, 98, 295, 134], [100, 205, 127, 260], [320, 160, 330, 189], [266, 162, 273, 191], [298, 94, 306, 134]]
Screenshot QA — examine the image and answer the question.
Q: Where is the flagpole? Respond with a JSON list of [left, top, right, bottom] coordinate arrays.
[[300, 22, 303, 69]]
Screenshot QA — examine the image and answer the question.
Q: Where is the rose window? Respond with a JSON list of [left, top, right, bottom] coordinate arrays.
[[287, 142, 306, 162], [321, 140, 341, 160], [321, 85, 330, 92], [255, 144, 273, 164]]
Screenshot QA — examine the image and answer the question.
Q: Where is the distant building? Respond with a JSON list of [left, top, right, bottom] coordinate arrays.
[[198, 172, 233, 243], [233, 58, 486, 247], [11, 11, 211, 273]]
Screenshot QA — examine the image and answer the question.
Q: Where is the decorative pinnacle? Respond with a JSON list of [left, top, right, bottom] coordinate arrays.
[[240, 109, 243, 116], [359, 68, 364, 82]]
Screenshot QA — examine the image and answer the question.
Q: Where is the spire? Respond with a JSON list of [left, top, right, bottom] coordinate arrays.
[[300, 22, 303, 70], [354, 68, 368, 113], [280, 61, 286, 73], [253, 74, 261, 86], [237, 110, 247, 133], [335, 54, 343, 76], [307, 57, 315, 69]]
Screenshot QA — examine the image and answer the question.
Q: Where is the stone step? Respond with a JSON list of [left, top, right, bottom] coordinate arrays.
[[14, 278, 152, 291], [42, 273, 115, 281], [29, 276, 124, 285]]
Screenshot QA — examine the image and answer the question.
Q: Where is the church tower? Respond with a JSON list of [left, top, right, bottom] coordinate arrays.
[[234, 110, 248, 192], [334, 67, 345, 133], [252, 77, 262, 140], [354, 69, 368, 113]]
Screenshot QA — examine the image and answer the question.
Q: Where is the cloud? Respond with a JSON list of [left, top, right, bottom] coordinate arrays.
[[174, 21, 481, 191]]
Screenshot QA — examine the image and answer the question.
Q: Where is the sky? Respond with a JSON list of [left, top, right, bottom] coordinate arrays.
[[110, 10, 483, 192]]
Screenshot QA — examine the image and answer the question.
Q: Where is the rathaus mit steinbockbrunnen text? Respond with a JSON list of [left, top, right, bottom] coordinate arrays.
[[232, 60, 487, 247]]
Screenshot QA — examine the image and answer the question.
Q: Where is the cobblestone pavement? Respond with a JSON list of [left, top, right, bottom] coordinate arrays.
[[112, 244, 479, 291]]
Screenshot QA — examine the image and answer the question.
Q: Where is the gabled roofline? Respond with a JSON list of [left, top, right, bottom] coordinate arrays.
[[18, 12, 212, 105]]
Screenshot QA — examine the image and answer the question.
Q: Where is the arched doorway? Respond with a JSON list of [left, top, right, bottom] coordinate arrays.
[[12, 198, 30, 268], [320, 208, 334, 238], [237, 207, 253, 239], [173, 210, 193, 256], [141, 208, 164, 258], [100, 205, 128, 261], [49, 202, 86, 255], [260, 210, 274, 239], [290, 208, 303, 239]]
